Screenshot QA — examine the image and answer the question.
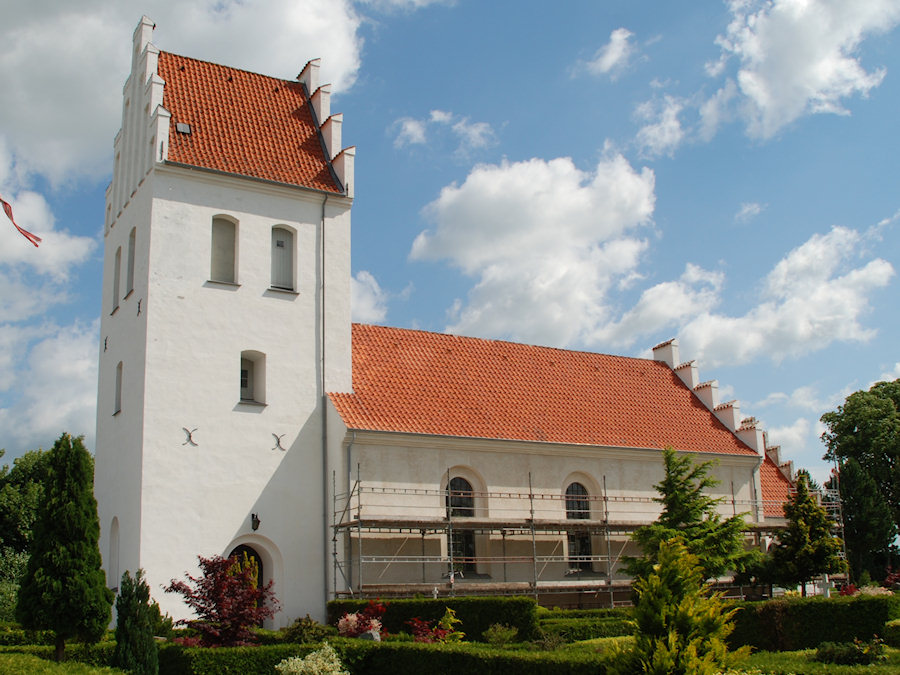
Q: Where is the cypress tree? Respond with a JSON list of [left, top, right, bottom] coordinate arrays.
[[770, 473, 844, 596], [114, 569, 158, 675], [16, 433, 113, 661]]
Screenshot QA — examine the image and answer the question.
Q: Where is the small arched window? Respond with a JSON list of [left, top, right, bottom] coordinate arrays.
[[114, 362, 123, 414], [211, 217, 237, 283], [270, 226, 294, 290], [112, 247, 122, 312], [565, 482, 590, 519], [126, 228, 136, 295], [240, 350, 266, 404]]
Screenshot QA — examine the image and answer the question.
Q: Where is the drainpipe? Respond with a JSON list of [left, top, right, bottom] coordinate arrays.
[[321, 193, 329, 610]]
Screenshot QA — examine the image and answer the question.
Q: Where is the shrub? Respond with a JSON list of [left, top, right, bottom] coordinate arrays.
[[282, 615, 334, 644], [483, 623, 518, 645], [728, 593, 900, 651], [113, 569, 158, 675], [538, 616, 632, 642], [404, 607, 464, 643], [328, 596, 537, 641], [337, 600, 386, 638], [164, 553, 280, 647], [884, 619, 900, 648], [275, 642, 349, 675], [814, 638, 886, 665]]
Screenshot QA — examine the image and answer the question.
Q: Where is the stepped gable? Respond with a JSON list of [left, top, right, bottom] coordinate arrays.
[[157, 51, 342, 192], [330, 324, 759, 456], [759, 455, 792, 517]]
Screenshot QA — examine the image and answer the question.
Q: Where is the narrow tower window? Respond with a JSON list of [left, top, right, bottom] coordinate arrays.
[[446, 476, 476, 573], [126, 228, 136, 295], [270, 226, 294, 290], [112, 247, 122, 313], [565, 482, 592, 571], [239, 351, 266, 404], [211, 217, 237, 283], [114, 362, 123, 414]]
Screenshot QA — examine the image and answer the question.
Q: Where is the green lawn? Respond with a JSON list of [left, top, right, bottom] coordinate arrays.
[[744, 647, 900, 675], [0, 653, 123, 674]]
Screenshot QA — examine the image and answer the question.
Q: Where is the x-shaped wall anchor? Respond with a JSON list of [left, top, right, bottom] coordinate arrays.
[[182, 427, 198, 446], [272, 433, 286, 451]]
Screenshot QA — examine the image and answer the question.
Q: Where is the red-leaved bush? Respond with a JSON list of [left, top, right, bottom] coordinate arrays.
[[337, 600, 387, 637], [165, 554, 280, 647], [839, 583, 858, 596]]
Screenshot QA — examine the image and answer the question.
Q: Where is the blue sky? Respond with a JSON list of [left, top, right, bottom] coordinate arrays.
[[1, 0, 898, 483]]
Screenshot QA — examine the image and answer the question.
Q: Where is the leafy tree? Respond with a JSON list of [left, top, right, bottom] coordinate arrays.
[[821, 379, 900, 532], [608, 538, 749, 675], [16, 433, 113, 661], [828, 459, 897, 583], [113, 570, 158, 675], [165, 553, 280, 646], [770, 473, 845, 596], [0, 447, 51, 552], [0, 548, 28, 622], [624, 447, 756, 581]]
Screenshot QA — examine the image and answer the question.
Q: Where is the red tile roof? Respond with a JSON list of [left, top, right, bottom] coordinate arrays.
[[759, 456, 792, 518], [331, 324, 760, 456], [157, 52, 342, 193]]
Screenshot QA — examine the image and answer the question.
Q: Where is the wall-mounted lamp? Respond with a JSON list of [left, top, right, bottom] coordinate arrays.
[[251, 513, 261, 531]]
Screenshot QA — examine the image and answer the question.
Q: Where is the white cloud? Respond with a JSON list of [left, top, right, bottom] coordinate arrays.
[[359, 0, 453, 11], [0, 320, 99, 454], [635, 95, 685, 158], [707, 0, 900, 139], [764, 416, 835, 483], [678, 226, 894, 367], [411, 154, 656, 346], [735, 201, 765, 223], [752, 385, 831, 412], [351, 270, 389, 323], [393, 118, 428, 147], [391, 110, 496, 156], [585, 28, 635, 78], [0, 1, 363, 186]]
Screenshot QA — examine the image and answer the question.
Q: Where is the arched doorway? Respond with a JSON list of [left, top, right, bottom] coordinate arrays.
[[229, 544, 264, 589]]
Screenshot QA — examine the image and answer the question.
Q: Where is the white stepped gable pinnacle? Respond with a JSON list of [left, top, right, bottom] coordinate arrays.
[[297, 58, 354, 198], [764, 437, 794, 481], [652, 336, 768, 456]]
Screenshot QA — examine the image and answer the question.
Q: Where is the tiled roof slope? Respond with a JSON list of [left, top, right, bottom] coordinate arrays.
[[157, 52, 342, 193], [330, 324, 759, 457], [759, 456, 791, 518]]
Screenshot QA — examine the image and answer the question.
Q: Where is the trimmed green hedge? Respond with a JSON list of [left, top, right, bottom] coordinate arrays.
[[0, 623, 56, 646], [538, 617, 632, 642], [328, 596, 539, 641], [539, 608, 630, 621], [885, 618, 900, 648], [728, 594, 900, 651], [155, 639, 608, 675]]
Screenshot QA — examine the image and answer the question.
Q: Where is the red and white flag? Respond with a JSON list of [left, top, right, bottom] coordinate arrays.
[[0, 194, 42, 247]]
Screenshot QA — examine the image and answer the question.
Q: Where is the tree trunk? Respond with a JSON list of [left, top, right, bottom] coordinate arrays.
[[54, 634, 65, 662], [801, 581, 807, 597]]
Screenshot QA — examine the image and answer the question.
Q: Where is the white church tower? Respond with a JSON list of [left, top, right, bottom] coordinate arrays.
[[95, 17, 355, 624]]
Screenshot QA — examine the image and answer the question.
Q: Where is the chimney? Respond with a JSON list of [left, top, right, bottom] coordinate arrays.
[[321, 113, 342, 159], [652, 338, 679, 369], [333, 146, 355, 199], [311, 84, 331, 125]]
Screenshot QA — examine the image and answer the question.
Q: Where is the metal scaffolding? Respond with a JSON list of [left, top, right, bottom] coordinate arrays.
[[331, 467, 788, 607]]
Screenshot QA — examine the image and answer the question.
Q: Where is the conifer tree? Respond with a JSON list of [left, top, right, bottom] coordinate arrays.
[[608, 539, 749, 675], [770, 473, 844, 596], [114, 569, 158, 675], [625, 447, 756, 581], [16, 433, 113, 661]]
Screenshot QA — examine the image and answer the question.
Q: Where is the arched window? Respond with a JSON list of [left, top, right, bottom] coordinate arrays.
[[112, 247, 121, 312], [211, 217, 237, 283], [565, 482, 590, 519], [446, 477, 475, 573], [126, 227, 136, 295], [240, 350, 266, 404], [270, 226, 294, 290], [565, 482, 592, 571], [114, 362, 123, 414]]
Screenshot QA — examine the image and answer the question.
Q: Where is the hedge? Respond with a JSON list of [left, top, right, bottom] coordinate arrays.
[[538, 617, 632, 642], [728, 594, 900, 651], [328, 596, 539, 641], [155, 639, 608, 675], [0, 623, 56, 646], [885, 619, 900, 648], [538, 608, 630, 621], [0, 641, 116, 667]]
